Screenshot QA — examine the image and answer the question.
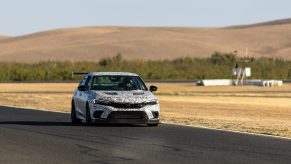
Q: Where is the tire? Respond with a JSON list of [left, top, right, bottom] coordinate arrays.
[[71, 100, 82, 124], [85, 102, 92, 125], [147, 124, 158, 127]]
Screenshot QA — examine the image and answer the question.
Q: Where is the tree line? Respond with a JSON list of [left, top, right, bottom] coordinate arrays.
[[0, 52, 290, 82]]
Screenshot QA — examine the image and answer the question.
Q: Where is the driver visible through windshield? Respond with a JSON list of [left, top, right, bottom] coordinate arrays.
[[90, 75, 148, 91]]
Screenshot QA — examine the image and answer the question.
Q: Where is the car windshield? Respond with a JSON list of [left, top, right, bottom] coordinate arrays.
[[90, 75, 148, 91]]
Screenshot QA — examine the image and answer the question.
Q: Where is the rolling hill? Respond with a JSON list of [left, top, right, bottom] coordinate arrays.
[[229, 18, 291, 28], [0, 35, 8, 40], [0, 19, 291, 63]]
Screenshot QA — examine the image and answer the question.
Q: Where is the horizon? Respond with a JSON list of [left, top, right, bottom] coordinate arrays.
[[0, 0, 291, 36], [0, 17, 290, 37]]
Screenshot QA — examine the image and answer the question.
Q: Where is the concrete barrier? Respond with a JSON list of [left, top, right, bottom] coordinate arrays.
[[198, 79, 233, 86], [197, 79, 283, 87]]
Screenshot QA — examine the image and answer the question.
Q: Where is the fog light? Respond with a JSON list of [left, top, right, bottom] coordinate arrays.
[[152, 111, 159, 119], [93, 111, 104, 118]]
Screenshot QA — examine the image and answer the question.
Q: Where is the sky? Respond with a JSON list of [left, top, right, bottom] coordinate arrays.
[[0, 0, 290, 36]]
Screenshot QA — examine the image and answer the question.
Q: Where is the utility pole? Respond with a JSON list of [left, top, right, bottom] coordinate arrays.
[[245, 48, 248, 58]]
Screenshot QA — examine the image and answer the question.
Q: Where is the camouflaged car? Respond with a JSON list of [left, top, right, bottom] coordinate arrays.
[[71, 72, 160, 126]]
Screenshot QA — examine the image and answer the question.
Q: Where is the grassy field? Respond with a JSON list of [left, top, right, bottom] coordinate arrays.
[[0, 83, 291, 137]]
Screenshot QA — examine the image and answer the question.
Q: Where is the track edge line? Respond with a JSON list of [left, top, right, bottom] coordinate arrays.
[[163, 122, 291, 141], [1, 105, 290, 141]]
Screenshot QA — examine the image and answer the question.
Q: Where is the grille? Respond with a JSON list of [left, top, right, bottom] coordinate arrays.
[[108, 111, 147, 119], [97, 102, 156, 109]]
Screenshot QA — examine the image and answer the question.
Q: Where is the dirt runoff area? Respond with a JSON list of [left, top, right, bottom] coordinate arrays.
[[0, 82, 291, 138]]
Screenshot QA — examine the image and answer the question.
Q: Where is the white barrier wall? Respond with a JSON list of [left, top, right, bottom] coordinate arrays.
[[198, 79, 283, 87], [246, 80, 283, 87], [200, 79, 233, 86]]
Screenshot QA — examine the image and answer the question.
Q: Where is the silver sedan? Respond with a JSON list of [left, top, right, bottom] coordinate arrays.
[[71, 72, 160, 126]]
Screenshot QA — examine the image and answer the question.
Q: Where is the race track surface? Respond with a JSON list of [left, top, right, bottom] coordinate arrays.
[[0, 106, 291, 164]]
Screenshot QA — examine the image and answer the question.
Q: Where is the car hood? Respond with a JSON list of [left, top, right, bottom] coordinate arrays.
[[91, 91, 158, 104]]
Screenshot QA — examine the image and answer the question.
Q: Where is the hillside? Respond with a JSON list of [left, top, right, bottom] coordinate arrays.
[[0, 20, 291, 62], [0, 35, 8, 40], [229, 18, 291, 28]]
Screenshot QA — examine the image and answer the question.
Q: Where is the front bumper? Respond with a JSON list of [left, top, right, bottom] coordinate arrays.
[[91, 118, 159, 124], [89, 103, 160, 124]]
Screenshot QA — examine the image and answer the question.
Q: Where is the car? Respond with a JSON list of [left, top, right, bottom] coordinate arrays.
[[71, 72, 160, 126]]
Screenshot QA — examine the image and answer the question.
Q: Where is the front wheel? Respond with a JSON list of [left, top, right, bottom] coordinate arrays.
[[85, 103, 92, 125], [71, 101, 82, 124]]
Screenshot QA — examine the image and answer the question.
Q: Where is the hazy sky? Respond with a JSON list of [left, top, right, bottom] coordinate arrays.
[[0, 0, 290, 35]]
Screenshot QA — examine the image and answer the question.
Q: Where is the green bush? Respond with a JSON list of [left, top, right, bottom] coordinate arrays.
[[0, 52, 290, 82]]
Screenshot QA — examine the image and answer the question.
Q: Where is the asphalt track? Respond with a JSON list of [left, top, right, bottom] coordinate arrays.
[[0, 106, 291, 164]]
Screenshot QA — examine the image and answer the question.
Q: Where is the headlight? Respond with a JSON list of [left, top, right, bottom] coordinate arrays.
[[91, 99, 111, 105], [147, 100, 158, 105]]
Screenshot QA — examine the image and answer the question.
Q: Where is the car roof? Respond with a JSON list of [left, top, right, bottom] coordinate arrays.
[[88, 72, 139, 76]]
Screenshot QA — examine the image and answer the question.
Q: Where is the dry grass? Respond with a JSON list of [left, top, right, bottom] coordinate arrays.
[[0, 83, 291, 137], [1, 23, 291, 62], [159, 96, 291, 136]]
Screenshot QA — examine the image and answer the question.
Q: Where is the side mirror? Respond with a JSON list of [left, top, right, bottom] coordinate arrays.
[[78, 85, 87, 91], [149, 85, 158, 92]]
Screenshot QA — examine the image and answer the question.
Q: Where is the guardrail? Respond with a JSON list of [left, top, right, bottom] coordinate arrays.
[[0, 80, 196, 83], [283, 80, 291, 83], [0, 80, 290, 84]]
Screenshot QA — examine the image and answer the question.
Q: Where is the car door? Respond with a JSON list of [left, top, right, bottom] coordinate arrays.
[[74, 75, 92, 117]]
